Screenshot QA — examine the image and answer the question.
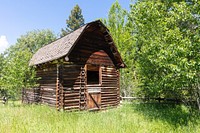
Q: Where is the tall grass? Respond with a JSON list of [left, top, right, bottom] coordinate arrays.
[[0, 102, 199, 133]]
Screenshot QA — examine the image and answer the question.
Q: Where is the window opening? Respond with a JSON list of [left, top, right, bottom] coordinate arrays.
[[87, 65, 99, 84]]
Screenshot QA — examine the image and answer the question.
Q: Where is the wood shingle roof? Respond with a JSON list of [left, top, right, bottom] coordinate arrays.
[[29, 25, 86, 66], [29, 20, 125, 68]]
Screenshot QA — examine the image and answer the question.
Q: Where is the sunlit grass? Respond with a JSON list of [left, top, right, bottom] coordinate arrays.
[[0, 102, 199, 133]]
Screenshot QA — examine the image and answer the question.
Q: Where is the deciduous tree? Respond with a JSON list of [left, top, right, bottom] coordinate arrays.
[[0, 30, 56, 99], [102, 1, 137, 97], [130, 0, 200, 108]]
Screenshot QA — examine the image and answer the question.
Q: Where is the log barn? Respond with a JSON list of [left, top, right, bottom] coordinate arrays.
[[22, 20, 125, 111]]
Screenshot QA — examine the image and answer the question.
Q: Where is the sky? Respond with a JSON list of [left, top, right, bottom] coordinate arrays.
[[0, 0, 133, 53]]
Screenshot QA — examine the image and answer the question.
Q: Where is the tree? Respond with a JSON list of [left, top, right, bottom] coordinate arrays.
[[0, 54, 6, 97], [102, 1, 137, 97], [130, 0, 200, 108], [0, 54, 4, 77], [0, 29, 56, 99], [61, 4, 85, 37]]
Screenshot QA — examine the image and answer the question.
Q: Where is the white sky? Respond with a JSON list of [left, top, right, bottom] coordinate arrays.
[[0, 35, 9, 54]]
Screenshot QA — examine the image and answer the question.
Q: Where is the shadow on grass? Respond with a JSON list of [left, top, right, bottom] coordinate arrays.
[[131, 102, 200, 127]]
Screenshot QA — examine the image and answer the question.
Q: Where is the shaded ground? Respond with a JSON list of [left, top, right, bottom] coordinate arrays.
[[131, 102, 200, 127]]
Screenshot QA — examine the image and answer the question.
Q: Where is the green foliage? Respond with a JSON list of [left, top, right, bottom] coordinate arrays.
[[102, 1, 137, 97], [0, 30, 56, 99], [0, 102, 199, 133], [130, 0, 200, 103], [61, 4, 85, 37]]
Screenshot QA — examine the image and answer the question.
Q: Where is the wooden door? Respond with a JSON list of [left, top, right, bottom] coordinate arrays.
[[87, 88, 101, 110]]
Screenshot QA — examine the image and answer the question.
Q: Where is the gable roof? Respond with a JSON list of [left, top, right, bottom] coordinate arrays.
[[29, 20, 125, 68]]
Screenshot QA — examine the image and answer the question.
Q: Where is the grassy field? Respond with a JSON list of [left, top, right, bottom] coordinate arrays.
[[0, 102, 199, 133]]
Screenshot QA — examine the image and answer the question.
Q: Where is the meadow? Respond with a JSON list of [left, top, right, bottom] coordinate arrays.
[[0, 102, 199, 133]]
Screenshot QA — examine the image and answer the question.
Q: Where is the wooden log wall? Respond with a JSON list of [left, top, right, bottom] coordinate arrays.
[[65, 24, 121, 110], [101, 66, 120, 108], [69, 32, 115, 67], [36, 64, 57, 107], [23, 24, 121, 110], [22, 88, 40, 104], [60, 64, 86, 111], [68, 31, 120, 110]]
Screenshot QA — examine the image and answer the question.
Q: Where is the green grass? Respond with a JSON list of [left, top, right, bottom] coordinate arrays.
[[0, 102, 199, 133]]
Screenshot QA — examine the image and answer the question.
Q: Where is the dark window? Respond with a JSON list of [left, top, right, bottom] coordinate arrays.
[[87, 65, 99, 84]]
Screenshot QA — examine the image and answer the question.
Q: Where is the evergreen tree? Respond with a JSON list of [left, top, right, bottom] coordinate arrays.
[[61, 4, 85, 37]]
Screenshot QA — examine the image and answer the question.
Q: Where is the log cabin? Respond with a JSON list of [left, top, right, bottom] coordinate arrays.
[[22, 20, 125, 111]]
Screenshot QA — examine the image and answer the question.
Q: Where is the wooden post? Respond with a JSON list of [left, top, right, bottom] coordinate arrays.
[[99, 66, 102, 110], [56, 64, 60, 110], [117, 70, 120, 104], [60, 65, 64, 111], [22, 88, 24, 103], [80, 66, 86, 110]]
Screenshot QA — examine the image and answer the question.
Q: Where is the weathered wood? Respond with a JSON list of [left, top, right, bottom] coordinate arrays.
[[23, 22, 123, 111]]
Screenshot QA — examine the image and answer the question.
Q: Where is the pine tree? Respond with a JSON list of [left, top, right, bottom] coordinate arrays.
[[61, 4, 85, 37]]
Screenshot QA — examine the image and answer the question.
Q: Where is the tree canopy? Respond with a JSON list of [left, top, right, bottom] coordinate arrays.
[[0, 30, 56, 99], [102, 0, 200, 110], [102, 1, 137, 97], [130, 0, 200, 106], [61, 4, 85, 37]]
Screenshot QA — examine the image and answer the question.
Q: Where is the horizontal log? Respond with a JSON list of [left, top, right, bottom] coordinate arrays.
[[102, 82, 118, 85], [63, 93, 80, 97], [38, 71, 57, 75], [102, 70, 116, 72], [102, 74, 117, 78], [101, 96, 118, 100], [62, 77, 82, 81], [63, 107, 80, 111], [64, 97, 80, 101], [37, 66, 56, 70], [102, 77, 118, 80], [102, 93, 118, 96], [63, 103, 80, 107], [101, 92, 117, 94], [101, 101, 118, 105], [102, 78, 118, 81], [64, 99, 80, 103], [101, 96, 117, 99], [38, 81, 57, 84], [62, 68, 81, 72], [40, 89, 55, 92], [40, 92, 56, 95], [101, 87, 118, 89], [62, 64, 83, 68], [41, 97, 56, 101], [101, 85, 118, 88], [86, 85, 101, 88], [40, 85, 56, 88]]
